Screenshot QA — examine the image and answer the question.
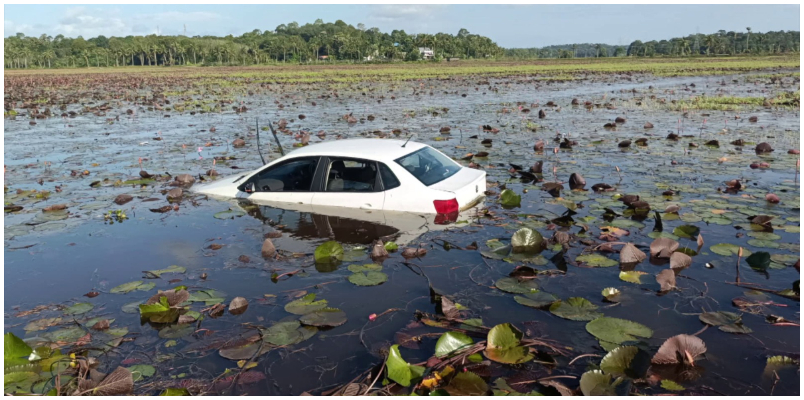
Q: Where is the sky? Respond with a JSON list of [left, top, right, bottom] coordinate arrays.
[[3, 4, 800, 48]]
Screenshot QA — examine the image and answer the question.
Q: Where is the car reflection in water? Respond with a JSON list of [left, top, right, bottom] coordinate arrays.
[[230, 197, 485, 252]]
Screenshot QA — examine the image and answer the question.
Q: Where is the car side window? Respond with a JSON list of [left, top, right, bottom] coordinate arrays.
[[378, 162, 400, 190], [325, 158, 378, 192], [251, 158, 318, 192]]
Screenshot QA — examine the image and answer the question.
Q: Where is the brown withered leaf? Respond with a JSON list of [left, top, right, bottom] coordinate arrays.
[[91, 366, 134, 396], [620, 243, 646, 264], [650, 238, 679, 258], [651, 334, 706, 365], [229, 297, 249, 315], [670, 252, 692, 271], [656, 269, 676, 292], [91, 319, 111, 331]]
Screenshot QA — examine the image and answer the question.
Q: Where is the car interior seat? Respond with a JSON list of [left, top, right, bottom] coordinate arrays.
[[327, 160, 345, 191]]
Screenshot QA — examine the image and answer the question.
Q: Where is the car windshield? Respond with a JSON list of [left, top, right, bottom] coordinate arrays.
[[395, 147, 461, 186]]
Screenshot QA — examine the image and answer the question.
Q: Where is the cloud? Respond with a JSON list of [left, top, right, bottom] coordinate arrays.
[[369, 4, 446, 21], [6, 7, 225, 38], [4, 20, 34, 37]]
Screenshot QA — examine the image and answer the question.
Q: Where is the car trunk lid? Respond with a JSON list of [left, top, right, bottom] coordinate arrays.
[[429, 168, 486, 210]]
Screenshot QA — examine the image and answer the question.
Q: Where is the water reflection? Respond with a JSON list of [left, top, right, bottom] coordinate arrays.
[[232, 197, 484, 247]]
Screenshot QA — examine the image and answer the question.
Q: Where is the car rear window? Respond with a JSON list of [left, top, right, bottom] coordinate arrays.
[[395, 147, 461, 186]]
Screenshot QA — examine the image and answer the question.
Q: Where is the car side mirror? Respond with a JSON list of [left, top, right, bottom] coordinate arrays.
[[244, 182, 255, 193]]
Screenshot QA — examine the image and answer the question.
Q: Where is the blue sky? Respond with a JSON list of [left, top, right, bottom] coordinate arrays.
[[4, 4, 800, 48]]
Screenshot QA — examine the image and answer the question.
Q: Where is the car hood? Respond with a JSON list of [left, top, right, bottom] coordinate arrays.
[[192, 172, 251, 198]]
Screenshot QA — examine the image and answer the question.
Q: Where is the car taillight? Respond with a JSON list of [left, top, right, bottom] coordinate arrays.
[[434, 198, 459, 225], [434, 199, 459, 214]]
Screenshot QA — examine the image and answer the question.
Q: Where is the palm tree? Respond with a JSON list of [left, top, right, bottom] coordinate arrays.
[[745, 27, 752, 53]]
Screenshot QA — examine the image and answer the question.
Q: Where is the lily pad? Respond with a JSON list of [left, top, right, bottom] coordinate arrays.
[[661, 380, 685, 391], [348, 271, 388, 286], [619, 270, 648, 284], [710, 243, 751, 257], [495, 277, 538, 294], [347, 263, 382, 272], [576, 253, 618, 268], [511, 228, 543, 253], [284, 293, 328, 315], [672, 225, 700, 239], [127, 365, 156, 382], [314, 241, 344, 264], [579, 370, 629, 396], [110, 281, 145, 294], [446, 371, 488, 396], [747, 239, 780, 249], [64, 302, 94, 315], [514, 291, 558, 309], [500, 189, 521, 208], [213, 209, 245, 219], [299, 308, 347, 327], [385, 344, 425, 387], [484, 323, 533, 365], [549, 297, 603, 321], [746, 252, 771, 270], [434, 331, 474, 357], [145, 265, 186, 277], [586, 317, 653, 344], [600, 346, 650, 379]]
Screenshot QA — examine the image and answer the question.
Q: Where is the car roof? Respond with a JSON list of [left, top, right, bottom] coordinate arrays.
[[285, 138, 428, 161]]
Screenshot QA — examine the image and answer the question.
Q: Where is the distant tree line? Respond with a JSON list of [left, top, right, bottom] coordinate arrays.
[[3, 19, 504, 69], [505, 29, 799, 59], [4, 23, 799, 68]]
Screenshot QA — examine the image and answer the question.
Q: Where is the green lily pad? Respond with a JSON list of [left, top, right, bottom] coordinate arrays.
[[384, 241, 399, 252], [661, 380, 685, 391], [549, 297, 603, 321], [446, 371, 488, 396], [511, 228, 543, 253], [348, 271, 388, 286], [586, 317, 653, 344], [434, 331, 474, 357], [110, 280, 145, 294], [608, 219, 645, 229], [699, 311, 752, 333], [710, 243, 751, 257], [385, 344, 425, 387], [284, 293, 328, 315], [648, 231, 680, 240], [600, 346, 649, 379], [314, 241, 344, 264], [145, 265, 186, 277], [495, 277, 538, 294], [514, 291, 558, 308], [576, 254, 618, 267], [299, 308, 347, 327], [747, 239, 780, 249], [747, 232, 782, 241], [672, 225, 700, 239], [213, 209, 245, 219], [703, 215, 732, 225], [484, 323, 533, 365], [63, 302, 94, 315], [579, 370, 628, 396], [128, 364, 156, 382], [500, 189, 521, 208], [161, 388, 191, 396], [619, 270, 648, 284], [347, 263, 382, 273], [187, 289, 226, 305]]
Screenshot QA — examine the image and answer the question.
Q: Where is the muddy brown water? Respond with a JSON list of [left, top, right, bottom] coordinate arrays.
[[4, 69, 800, 395]]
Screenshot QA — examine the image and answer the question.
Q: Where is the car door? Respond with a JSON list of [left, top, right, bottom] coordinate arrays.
[[311, 157, 385, 210], [238, 156, 321, 207]]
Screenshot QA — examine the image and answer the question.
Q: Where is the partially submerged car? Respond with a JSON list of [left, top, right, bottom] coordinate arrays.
[[194, 139, 486, 223]]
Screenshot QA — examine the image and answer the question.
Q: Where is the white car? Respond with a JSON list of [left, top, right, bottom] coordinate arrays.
[[194, 139, 486, 223]]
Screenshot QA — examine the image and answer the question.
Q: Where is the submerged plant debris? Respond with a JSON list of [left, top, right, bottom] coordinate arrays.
[[3, 60, 800, 395]]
